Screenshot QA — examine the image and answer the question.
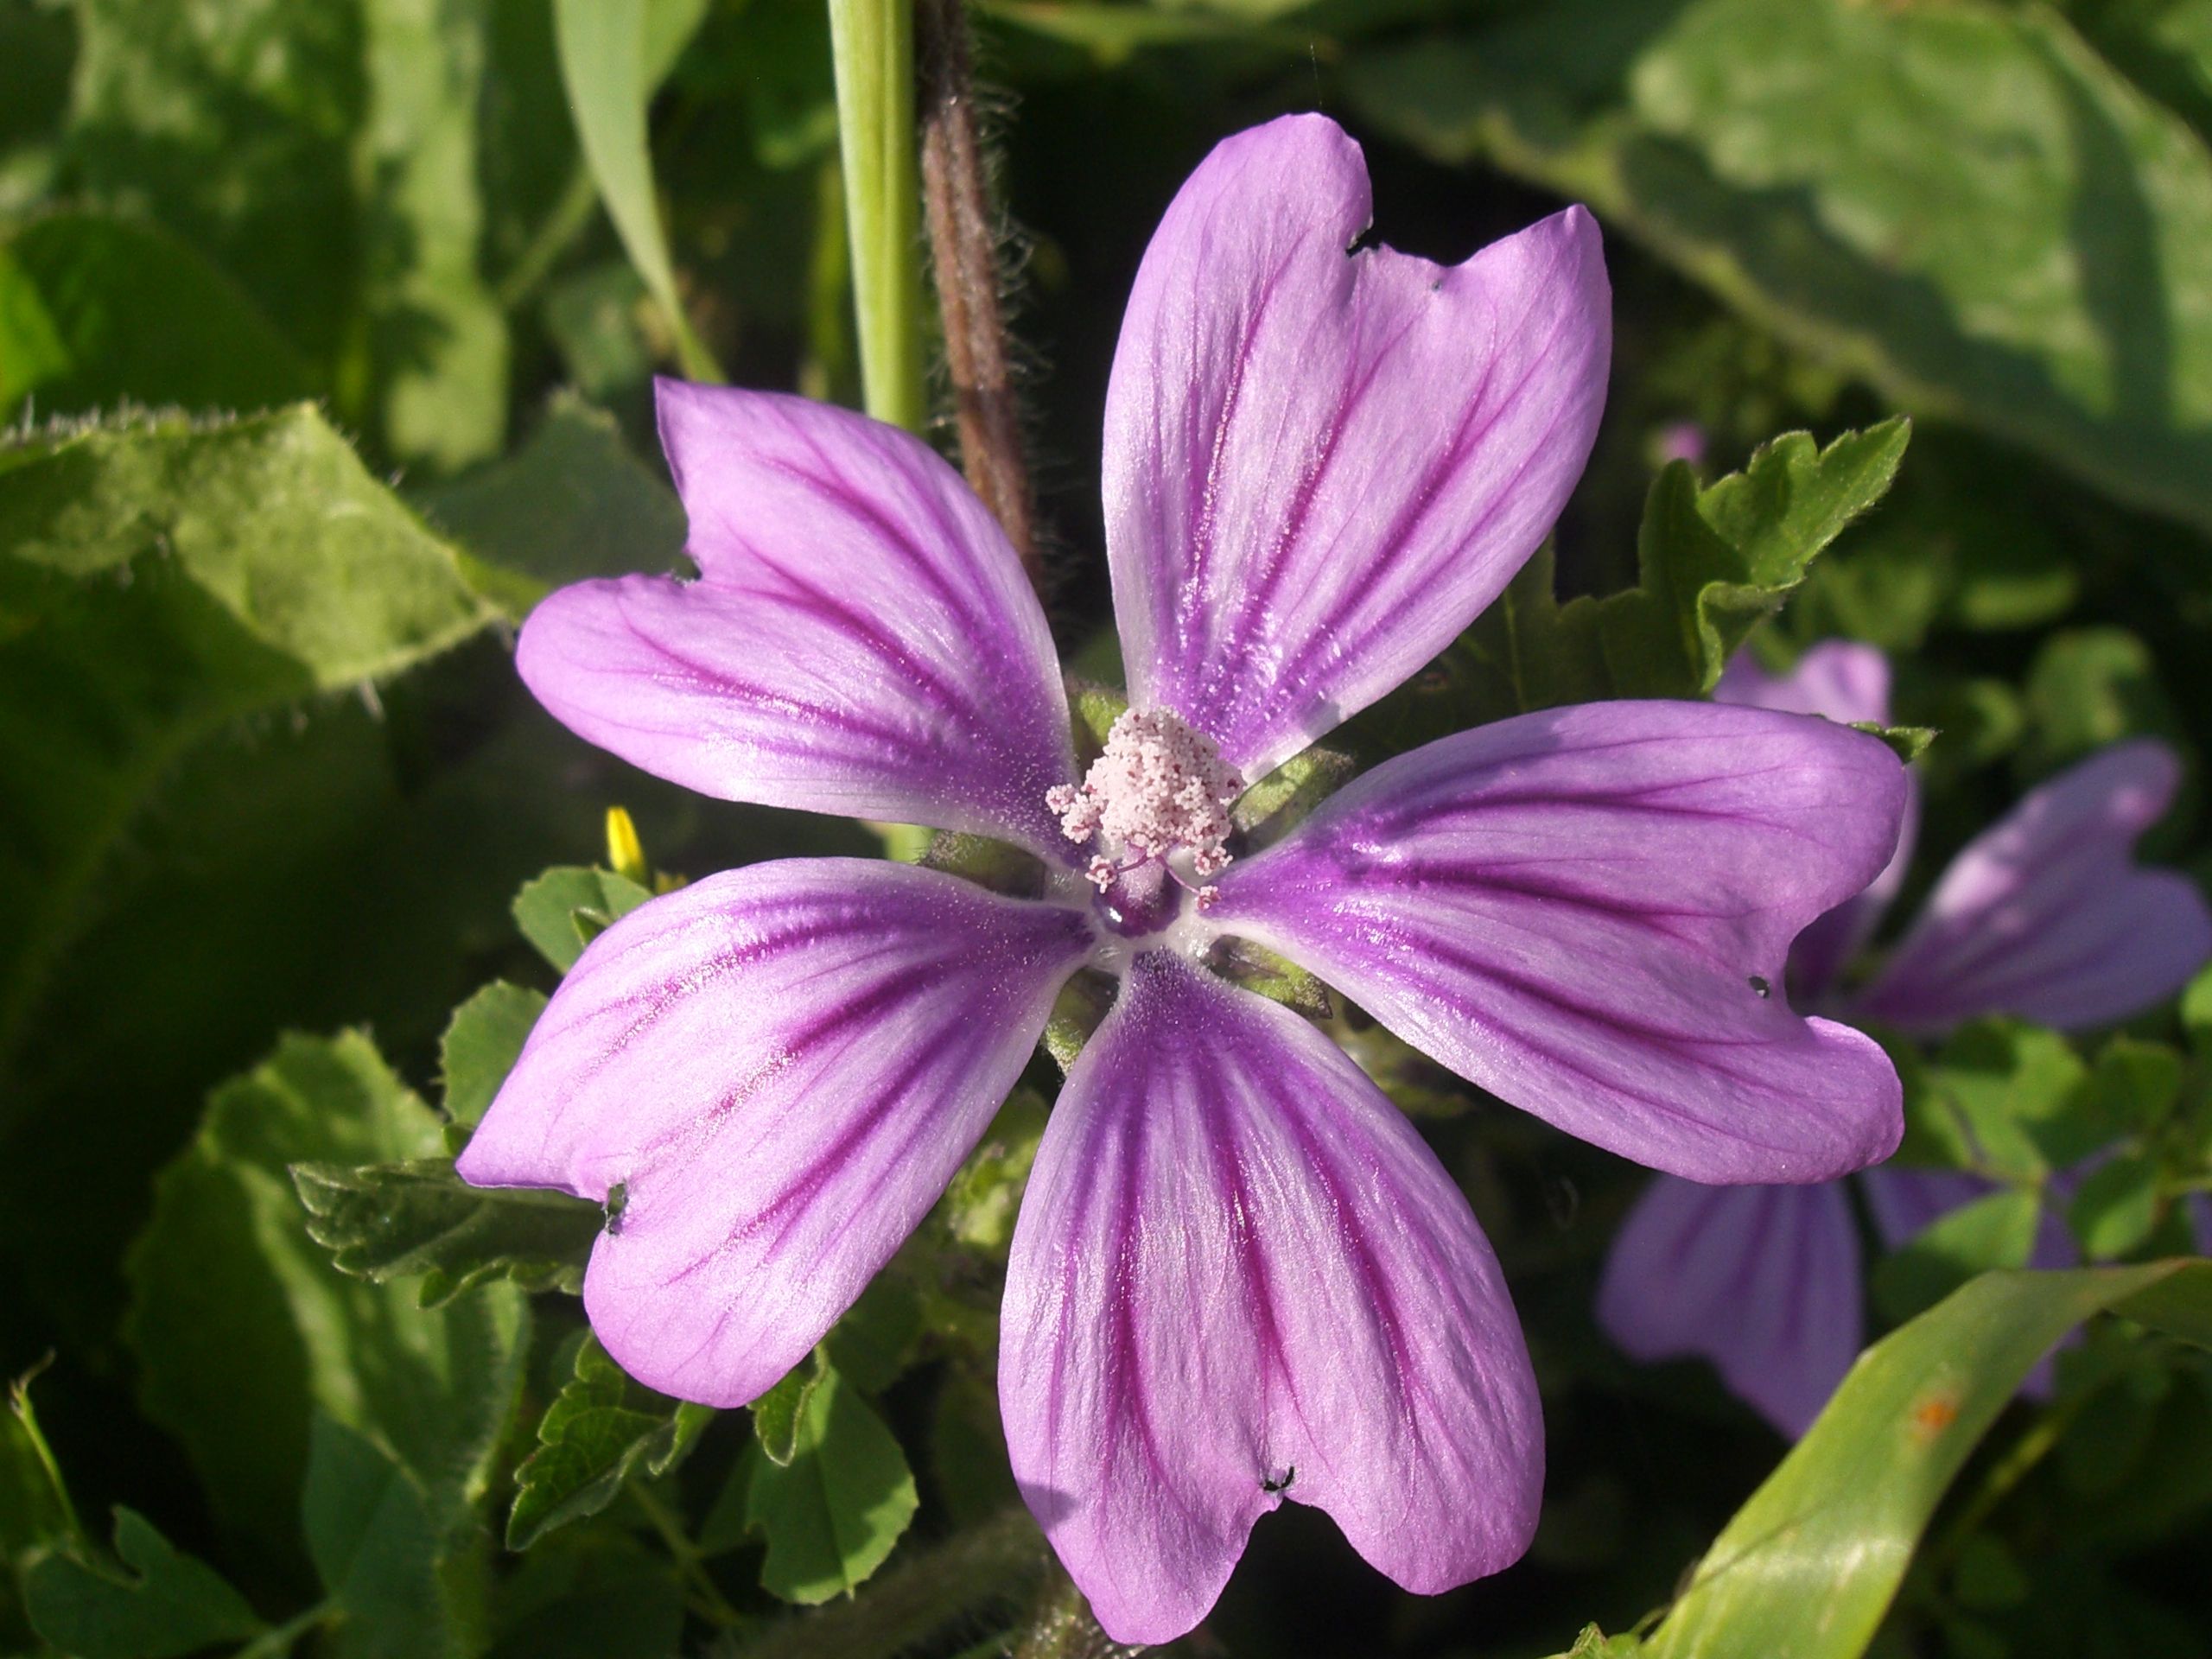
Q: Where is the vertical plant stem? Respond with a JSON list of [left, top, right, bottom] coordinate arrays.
[[829, 0, 929, 433], [917, 0, 1043, 588], [629, 1481, 745, 1630]]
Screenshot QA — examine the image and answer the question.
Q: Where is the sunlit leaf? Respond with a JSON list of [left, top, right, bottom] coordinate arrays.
[[742, 1359, 917, 1605], [1347, 0, 2212, 537], [507, 1336, 712, 1551], [440, 981, 548, 1133], [512, 866, 653, 973], [551, 0, 720, 379], [1639, 1258, 2212, 1659], [291, 1156, 599, 1306]]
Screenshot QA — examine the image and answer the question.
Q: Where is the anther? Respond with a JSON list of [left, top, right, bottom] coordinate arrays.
[[1046, 708, 1243, 888]]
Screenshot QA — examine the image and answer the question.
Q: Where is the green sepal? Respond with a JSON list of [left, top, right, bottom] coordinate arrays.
[[1204, 937, 1333, 1021], [290, 1158, 601, 1308], [941, 1090, 1050, 1256], [921, 831, 1045, 899], [1067, 677, 1129, 764], [1043, 969, 1116, 1074], [1232, 743, 1356, 851], [1850, 721, 1937, 765]]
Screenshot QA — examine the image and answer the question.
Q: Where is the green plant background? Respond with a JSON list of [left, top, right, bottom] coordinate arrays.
[[4, 2, 2212, 1656]]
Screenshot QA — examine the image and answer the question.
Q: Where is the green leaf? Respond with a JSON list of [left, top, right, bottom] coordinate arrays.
[[359, 0, 509, 471], [291, 1157, 601, 1306], [743, 1359, 918, 1605], [2185, 961, 2212, 1054], [123, 1032, 528, 1560], [2019, 626, 2190, 780], [0, 405, 492, 1114], [22, 1509, 262, 1659], [1908, 1020, 2087, 1179], [1347, 0, 2212, 538], [1642, 1258, 2212, 1659], [62, 0, 367, 366], [1871, 1189, 2044, 1325], [303, 1414, 460, 1659], [1356, 423, 1906, 748], [2069, 1154, 2166, 1260], [751, 1360, 825, 1471], [415, 393, 687, 618], [823, 1274, 925, 1397], [2075, 1035, 2186, 1149], [0, 212, 315, 421], [507, 1337, 712, 1551], [552, 0, 721, 380], [513, 866, 655, 973], [440, 981, 548, 1132]]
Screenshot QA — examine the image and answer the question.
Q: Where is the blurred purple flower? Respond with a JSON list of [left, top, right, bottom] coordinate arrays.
[[1599, 642, 2212, 1436], [458, 117, 1911, 1640]]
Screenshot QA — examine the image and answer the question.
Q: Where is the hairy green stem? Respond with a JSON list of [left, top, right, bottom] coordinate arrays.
[[231, 1599, 337, 1659], [728, 1509, 1052, 1659], [829, 0, 929, 432], [918, 0, 1041, 588], [1011, 1567, 1140, 1659]]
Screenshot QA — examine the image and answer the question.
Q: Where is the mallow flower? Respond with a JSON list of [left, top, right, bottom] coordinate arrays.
[[1599, 642, 2212, 1437], [458, 116, 1910, 1641]]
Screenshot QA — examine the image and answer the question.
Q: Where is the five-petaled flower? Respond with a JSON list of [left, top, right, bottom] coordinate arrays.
[[459, 116, 1910, 1642], [1598, 642, 2212, 1437]]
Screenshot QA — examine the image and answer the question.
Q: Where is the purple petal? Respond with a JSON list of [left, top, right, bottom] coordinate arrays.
[[517, 383, 1077, 856], [1103, 113, 1610, 779], [1001, 950, 1540, 1645], [1713, 641, 1895, 729], [1597, 1176, 1862, 1438], [1853, 741, 2212, 1032], [1714, 644, 1918, 999], [1210, 701, 1908, 1183], [456, 858, 1093, 1406]]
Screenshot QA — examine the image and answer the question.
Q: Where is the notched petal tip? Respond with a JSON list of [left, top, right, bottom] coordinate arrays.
[[1103, 114, 1611, 778], [1002, 952, 1540, 1643], [1855, 736, 2210, 1032], [513, 383, 1081, 852]]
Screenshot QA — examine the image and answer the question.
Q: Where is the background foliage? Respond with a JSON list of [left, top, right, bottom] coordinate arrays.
[[4, 1, 2212, 1656]]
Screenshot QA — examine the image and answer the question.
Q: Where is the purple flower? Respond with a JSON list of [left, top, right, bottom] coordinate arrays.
[[459, 117, 1910, 1642], [1599, 643, 2212, 1436]]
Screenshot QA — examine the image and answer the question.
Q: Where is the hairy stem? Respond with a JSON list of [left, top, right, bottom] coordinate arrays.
[[917, 0, 1043, 590], [1011, 1566, 1142, 1659], [727, 1509, 1052, 1659]]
